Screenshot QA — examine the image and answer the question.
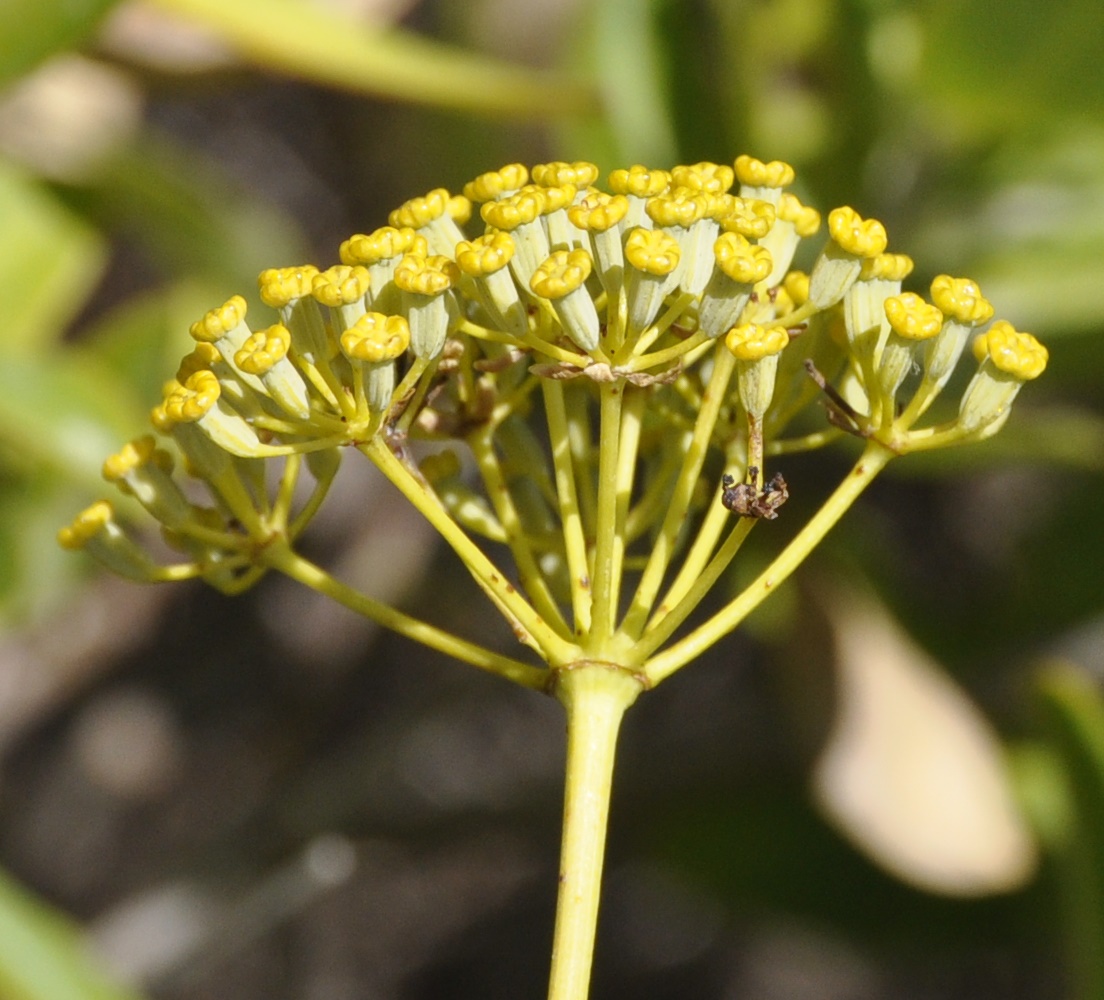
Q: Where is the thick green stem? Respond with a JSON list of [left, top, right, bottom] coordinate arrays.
[[547, 665, 643, 1000]]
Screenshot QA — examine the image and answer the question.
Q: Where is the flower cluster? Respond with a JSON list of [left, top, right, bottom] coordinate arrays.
[[61, 156, 1047, 671]]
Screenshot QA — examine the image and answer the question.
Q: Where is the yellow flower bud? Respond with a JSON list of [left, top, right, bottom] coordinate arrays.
[[827, 206, 888, 258], [530, 249, 592, 300], [190, 295, 247, 343], [568, 193, 629, 233], [725, 323, 789, 418], [884, 293, 943, 341], [58, 500, 113, 549], [861, 253, 913, 282], [389, 188, 451, 229], [455, 231, 516, 277], [163, 370, 221, 423], [258, 266, 320, 309], [624, 228, 680, 276], [719, 197, 776, 240], [725, 323, 789, 361], [713, 233, 773, 285], [481, 189, 545, 231], [235, 324, 292, 375], [339, 227, 422, 267], [530, 250, 600, 352], [977, 321, 1048, 380], [102, 435, 159, 482], [734, 155, 795, 190], [394, 254, 459, 296], [671, 161, 735, 195], [532, 161, 599, 189], [931, 275, 994, 326], [463, 163, 529, 203], [777, 194, 821, 237], [311, 265, 371, 307], [608, 165, 670, 198], [340, 312, 411, 363]]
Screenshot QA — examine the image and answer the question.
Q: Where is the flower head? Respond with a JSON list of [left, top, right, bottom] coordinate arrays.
[[63, 153, 1045, 663]]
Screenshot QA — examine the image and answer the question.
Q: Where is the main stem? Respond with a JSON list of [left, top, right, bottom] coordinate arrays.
[[547, 664, 643, 1000]]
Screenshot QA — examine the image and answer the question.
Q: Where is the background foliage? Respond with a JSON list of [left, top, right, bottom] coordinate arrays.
[[0, 0, 1102, 997]]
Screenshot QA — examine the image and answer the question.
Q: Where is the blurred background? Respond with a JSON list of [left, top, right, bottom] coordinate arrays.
[[1, 0, 1102, 997]]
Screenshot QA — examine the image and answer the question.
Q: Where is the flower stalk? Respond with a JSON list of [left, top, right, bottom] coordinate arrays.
[[547, 665, 644, 1000]]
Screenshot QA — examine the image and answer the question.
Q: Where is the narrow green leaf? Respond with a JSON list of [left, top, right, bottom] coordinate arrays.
[[150, 0, 596, 118], [0, 867, 145, 1000]]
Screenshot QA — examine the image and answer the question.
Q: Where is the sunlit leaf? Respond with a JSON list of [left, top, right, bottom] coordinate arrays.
[[566, 0, 676, 166], [0, 476, 93, 620], [912, 128, 1104, 334], [79, 283, 224, 404], [150, 0, 595, 118]]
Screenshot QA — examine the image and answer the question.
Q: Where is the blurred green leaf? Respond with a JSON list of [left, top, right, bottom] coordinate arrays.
[[151, 0, 596, 118], [563, 0, 676, 167], [921, 0, 1104, 130], [0, 0, 118, 91], [912, 127, 1104, 334], [0, 158, 107, 353], [79, 283, 214, 405], [0, 475, 95, 620], [62, 133, 307, 293], [0, 351, 145, 490], [0, 867, 144, 1000], [1034, 663, 1104, 1000]]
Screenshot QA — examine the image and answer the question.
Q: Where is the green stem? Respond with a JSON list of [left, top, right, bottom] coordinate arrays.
[[654, 447, 744, 600], [589, 382, 625, 644], [646, 510, 755, 640], [620, 344, 735, 639], [566, 385, 598, 542], [264, 543, 548, 689], [547, 664, 643, 1000], [469, 425, 572, 637], [361, 436, 578, 664], [543, 379, 593, 635], [643, 441, 893, 684]]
